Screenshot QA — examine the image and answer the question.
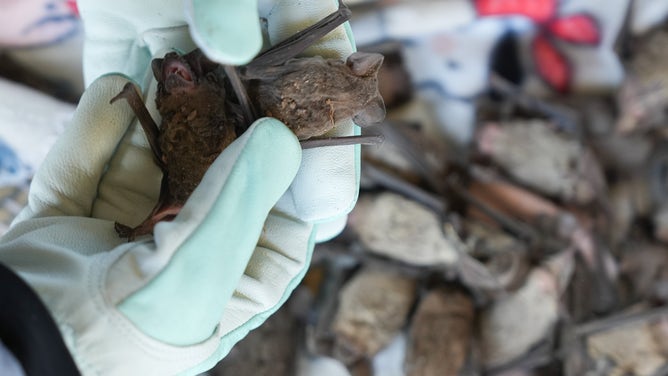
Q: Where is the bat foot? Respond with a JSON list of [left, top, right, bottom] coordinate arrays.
[[114, 206, 180, 241], [115, 222, 136, 241], [110, 82, 140, 105], [114, 221, 153, 242]]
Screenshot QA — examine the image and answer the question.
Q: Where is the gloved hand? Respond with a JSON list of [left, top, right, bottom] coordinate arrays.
[[80, 0, 359, 240], [1, 74, 307, 375], [0, 0, 361, 374]]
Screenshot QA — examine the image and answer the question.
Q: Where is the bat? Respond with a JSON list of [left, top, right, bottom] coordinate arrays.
[[110, 0, 385, 240]]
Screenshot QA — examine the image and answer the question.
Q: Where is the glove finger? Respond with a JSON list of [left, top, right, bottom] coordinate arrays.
[[187, 0, 263, 65], [194, 212, 316, 372], [314, 214, 348, 242], [13, 75, 137, 223], [112, 118, 302, 346]]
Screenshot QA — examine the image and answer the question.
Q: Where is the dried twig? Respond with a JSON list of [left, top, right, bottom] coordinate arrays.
[[447, 176, 539, 243], [362, 162, 446, 214], [574, 304, 668, 337], [377, 120, 448, 193], [301, 134, 384, 149], [488, 73, 579, 134]]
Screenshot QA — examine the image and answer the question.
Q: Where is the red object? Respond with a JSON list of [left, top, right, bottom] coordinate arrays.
[[547, 14, 600, 45], [65, 0, 79, 17], [474, 0, 602, 93], [474, 0, 557, 22], [532, 34, 570, 93]]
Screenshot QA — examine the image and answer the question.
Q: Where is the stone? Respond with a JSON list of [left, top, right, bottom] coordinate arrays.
[[332, 267, 417, 364], [349, 192, 458, 266]]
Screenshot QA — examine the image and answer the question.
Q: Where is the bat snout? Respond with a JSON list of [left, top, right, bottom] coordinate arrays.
[[161, 59, 197, 93], [353, 97, 386, 126]]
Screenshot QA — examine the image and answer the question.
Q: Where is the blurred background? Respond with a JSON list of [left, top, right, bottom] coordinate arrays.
[[2, 0, 668, 375]]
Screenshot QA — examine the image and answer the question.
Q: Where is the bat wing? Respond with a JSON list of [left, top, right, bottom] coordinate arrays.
[[240, 57, 320, 80]]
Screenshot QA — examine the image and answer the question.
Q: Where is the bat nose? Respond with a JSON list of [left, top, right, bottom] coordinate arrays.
[[353, 97, 386, 126]]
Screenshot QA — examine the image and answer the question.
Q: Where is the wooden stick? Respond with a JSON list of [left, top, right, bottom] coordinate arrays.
[[362, 162, 447, 214], [246, 0, 351, 69], [574, 304, 668, 337], [488, 73, 579, 134], [300, 134, 384, 149]]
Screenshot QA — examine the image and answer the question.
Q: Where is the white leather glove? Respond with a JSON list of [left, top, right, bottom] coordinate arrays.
[[0, 74, 312, 375]]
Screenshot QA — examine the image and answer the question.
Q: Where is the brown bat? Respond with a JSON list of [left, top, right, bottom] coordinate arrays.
[[110, 1, 385, 240]]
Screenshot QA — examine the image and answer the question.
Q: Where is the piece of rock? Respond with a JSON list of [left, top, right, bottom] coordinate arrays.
[[608, 178, 652, 245], [587, 312, 668, 376], [405, 286, 475, 376], [476, 120, 605, 205], [616, 27, 668, 134], [332, 267, 417, 365], [650, 315, 668, 357], [479, 265, 561, 368], [349, 192, 459, 266], [620, 243, 668, 303]]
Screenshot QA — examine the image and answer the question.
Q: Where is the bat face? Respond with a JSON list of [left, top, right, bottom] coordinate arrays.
[[152, 53, 196, 94], [150, 50, 230, 131], [346, 52, 386, 127], [151, 50, 221, 95]]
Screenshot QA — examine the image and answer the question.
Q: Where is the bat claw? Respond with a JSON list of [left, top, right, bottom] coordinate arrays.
[[114, 221, 137, 241], [115, 220, 156, 242], [114, 208, 178, 241], [110, 82, 140, 105]]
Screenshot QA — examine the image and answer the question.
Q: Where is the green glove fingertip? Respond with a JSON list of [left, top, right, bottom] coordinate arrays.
[[187, 0, 263, 65]]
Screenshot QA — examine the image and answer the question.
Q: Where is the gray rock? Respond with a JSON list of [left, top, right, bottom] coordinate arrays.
[[349, 193, 458, 266], [332, 267, 417, 364]]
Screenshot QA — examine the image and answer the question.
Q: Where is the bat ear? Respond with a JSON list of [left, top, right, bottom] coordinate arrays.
[[353, 96, 386, 126], [151, 58, 164, 80], [347, 52, 384, 77]]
